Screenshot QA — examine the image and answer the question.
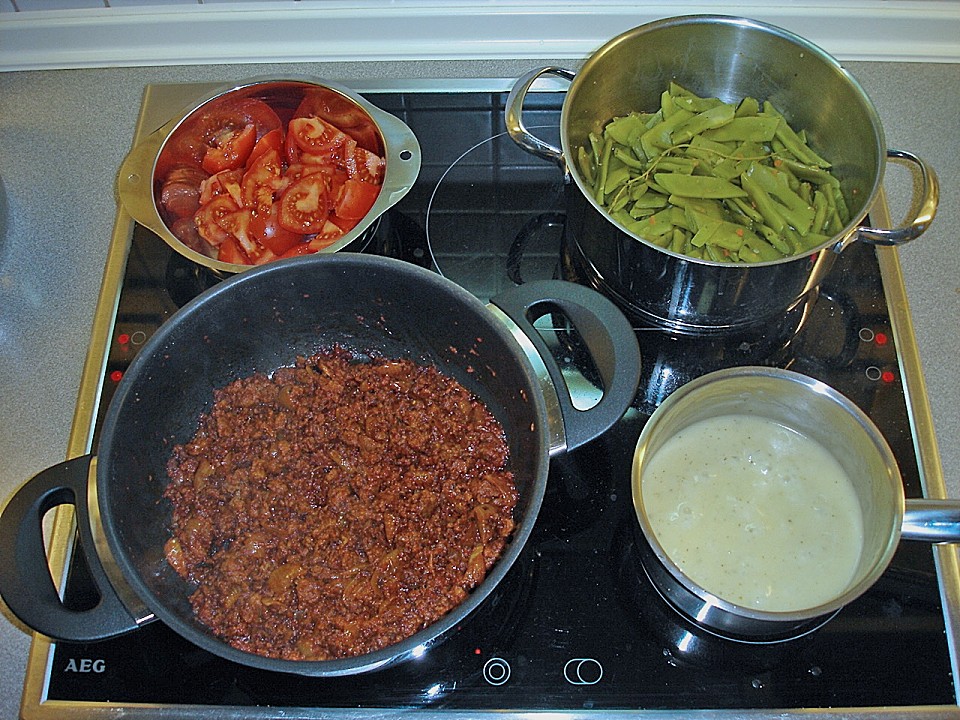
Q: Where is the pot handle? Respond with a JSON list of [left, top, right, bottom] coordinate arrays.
[[0, 457, 143, 641], [490, 279, 641, 454], [838, 150, 939, 251], [505, 66, 576, 169], [902, 498, 960, 543]]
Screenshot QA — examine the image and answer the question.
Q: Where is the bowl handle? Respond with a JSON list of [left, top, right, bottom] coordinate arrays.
[[0, 457, 145, 641], [836, 150, 939, 251], [489, 280, 641, 455], [505, 66, 576, 168]]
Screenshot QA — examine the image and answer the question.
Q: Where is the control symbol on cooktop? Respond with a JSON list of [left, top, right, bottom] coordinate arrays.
[[564, 658, 603, 685], [482, 657, 512, 686]]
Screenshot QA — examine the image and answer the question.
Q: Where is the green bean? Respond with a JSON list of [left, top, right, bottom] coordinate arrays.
[[577, 146, 595, 186], [595, 136, 614, 203], [739, 233, 783, 262], [740, 173, 788, 233], [742, 162, 815, 235], [584, 83, 848, 263], [735, 96, 761, 117], [605, 113, 645, 145], [654, 173, 747, 199], [672, 103, 736, 144], [701, 116, 779, 143], [762, 101, 831, 168]]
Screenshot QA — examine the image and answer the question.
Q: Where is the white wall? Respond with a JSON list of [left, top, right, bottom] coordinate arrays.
[[2, 1, 959, 71]]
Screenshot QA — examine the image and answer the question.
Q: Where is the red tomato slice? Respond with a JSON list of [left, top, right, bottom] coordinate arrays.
[[279, 174, 330, 234], [241, 148, 284, 213], [278, 222, 347, 258], [249, 201, 301, 256], [201, 123, 256, 174], [194, 195, 239, 246], [278, 242, 314, 259], [289, 116, 351, 155], [292, 88, 382, 153], [217, 236, 251, 265], [345, 146, 385, 184], [334, 178, 381, 221], [199, 168, 243, 206], [307, 222, 349, 251], [328, 214, 359, 233], [245, 128, 283, 168], [217, 207, 260, 257]]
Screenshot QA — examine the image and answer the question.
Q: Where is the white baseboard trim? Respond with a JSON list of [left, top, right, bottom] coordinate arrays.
[[2, 1, 959, 72]]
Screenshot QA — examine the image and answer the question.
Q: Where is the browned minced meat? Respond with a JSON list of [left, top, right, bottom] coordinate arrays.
[[163, 349, 518, 661]]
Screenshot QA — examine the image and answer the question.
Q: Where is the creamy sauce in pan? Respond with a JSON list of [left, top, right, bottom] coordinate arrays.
[[640, 414, 864, 612]]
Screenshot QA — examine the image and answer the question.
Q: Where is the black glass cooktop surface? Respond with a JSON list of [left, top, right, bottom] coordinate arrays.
[[35, 88, 956, 717]]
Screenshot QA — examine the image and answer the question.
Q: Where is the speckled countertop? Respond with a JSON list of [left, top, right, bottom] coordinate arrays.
[[0, 59, 957, 718]]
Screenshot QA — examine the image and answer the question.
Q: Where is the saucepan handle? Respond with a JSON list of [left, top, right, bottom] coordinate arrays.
[[0, 457, 143, 641], [490, 280, 641, 455], [902, 498, 960, 543], [505, 66, 576, 169], [838, 150, 939, 251]]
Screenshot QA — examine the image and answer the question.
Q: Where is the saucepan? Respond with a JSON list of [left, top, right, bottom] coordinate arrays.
[[0, 253, 640, 676], [507, 15, 939, 334], [631, 366, 960, 638]]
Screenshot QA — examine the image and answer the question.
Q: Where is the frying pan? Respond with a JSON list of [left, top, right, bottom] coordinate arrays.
[[0, 252, 640, 676]]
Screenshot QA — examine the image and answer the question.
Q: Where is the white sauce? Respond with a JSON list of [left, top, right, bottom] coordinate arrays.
[[640, 414, 864, 612]]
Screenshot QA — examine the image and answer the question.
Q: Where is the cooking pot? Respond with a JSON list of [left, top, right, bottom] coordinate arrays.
[[631, 366, 960, 639], [0, 253, 640, 676], [117, 77, 421, 275], [506, 15, 939, 335]]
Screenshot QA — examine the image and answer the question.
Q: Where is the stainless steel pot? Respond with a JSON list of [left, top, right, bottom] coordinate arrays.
[[631, 366, 960, 639], [118, 76, 421, 275], [0, 253, 640, 676], [506, 15, 939, 335]]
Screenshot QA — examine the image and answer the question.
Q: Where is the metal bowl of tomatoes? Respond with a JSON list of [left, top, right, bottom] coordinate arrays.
[[117, 77, 422, 274]]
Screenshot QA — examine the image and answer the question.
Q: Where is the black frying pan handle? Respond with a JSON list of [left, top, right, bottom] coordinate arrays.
[[491, 280, 641, 452], [0, 456, 141, 641]]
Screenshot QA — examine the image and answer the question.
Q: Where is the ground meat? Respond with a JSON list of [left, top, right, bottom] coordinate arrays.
[[163, 348, 518, 661]]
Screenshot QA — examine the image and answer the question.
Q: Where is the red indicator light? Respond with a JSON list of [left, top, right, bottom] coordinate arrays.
[[110, 370, 124, 383], [881, 370, 896, 383], [474, 648, 482, 655], [875, 332, 888, 346], [117, 333, 131, 345]]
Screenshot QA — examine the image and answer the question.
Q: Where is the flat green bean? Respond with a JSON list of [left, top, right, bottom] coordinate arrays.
[[579, 82, 849, 263]]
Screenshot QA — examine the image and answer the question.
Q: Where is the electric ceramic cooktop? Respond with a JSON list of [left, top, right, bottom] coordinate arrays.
[[18, 81, 959, 719]]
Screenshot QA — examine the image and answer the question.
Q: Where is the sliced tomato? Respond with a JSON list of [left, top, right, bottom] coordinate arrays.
[[278, 174, 330, 234], [251, 246, 280, 266], [157, 97, 283, 177], [307, 222, 349, 251], [241, 148, 284, 213], [194, 194, 239, 246], [249, 201, 301, 256], [292, 88, 382, 153], [217, 207, 260, 257], [344, 146, 385, 184], [289, 116, 351, 154], [201, 123, 256, 174], [278, 241, 314, 259], [217, 236, 251, 265], [328, 214, 359, 233], [334, 178, 381, 220], [199, 168, 243, 206], [278, 222, 345, 258], [245, 128, 283, 168]]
